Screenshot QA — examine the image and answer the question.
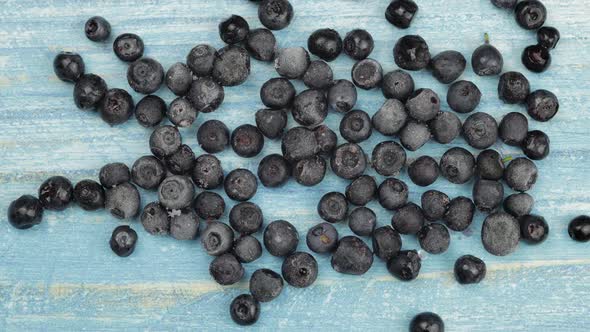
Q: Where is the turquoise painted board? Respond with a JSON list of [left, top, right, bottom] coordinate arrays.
[[1, 0, 589, 330]]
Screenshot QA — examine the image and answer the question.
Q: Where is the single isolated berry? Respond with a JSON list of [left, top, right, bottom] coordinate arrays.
[[522, 44, 551, 73], [165, 62, 192, 96], [249, 269, 284, 302], [245, 28, 277, 62], [537, 26, 560, 50], [219, 15, 250, 44], [372, 226, 402, 261], [201, 221, 234, 256], [348, 207, 376, 237], [504, 193, 534, 218], [110, 225, 138, 257], [454, 255, 486, 285], [307, 28, 342, 62], [481, 212, 520, 256], [231, 124, 264, 158], [409, 312, 445, 332], [233, 235, 262, 263], [257, 154, 291, 188], [328, 79, 357, 113], [113, 33, 144, 62], [307, 222, 339, 253], [274, 47, 310, 79], [105, 182, 140, 219], [345, 175, 377, 206], [99, 88, 134, 126], [264, 220, 299, 257], [158, 175, 194, 210], [224, 168, 258, 201], [378, 178, 409, 211], [229, 294, 260, 326], [193, 191, 225, 220], [372, 99, 408, 136], [569, 216, 590, 242], [140, 202, 170, 236], [526, 89, 559, 122], [429, 50, 466, 84], [186, 44, 217, 77], [522, 130, 550, 160], [229, 202, 263, 235], [38, 176, 73, 211], [73, 180, 105, 211], [73, 74, 108, 109], [84, 16, 111, 42], [331, 236, 373, 275], [192, 154, 224, 189], [385, 0, 418, 29], [519, 214, 549, 244], [212, 45, 251, 86], [381, 70, 414, 101], [53, 52, 85, 82], [515, 0, 547, 30], [499, 112, 529, 146], [169, 208, 200, 240], [387, 250, 421, 281], [7, 195, 43, 230], [209, 253, 244, 285], [150, 125, 181, 159], [127, 58, 164, 94], [471, 34, 503, 76], [351, 58, 383, 90], [498, 71, 530, 104], [393, 35, 430, 70], [258, 0, 294, 30], [282, 252, 318, 288], [343, 29, 374, 60], [197, 120, 229, 153], [447, 80, 481, 113], [318, 192, 348, 223], [135, 95, 166, 127]]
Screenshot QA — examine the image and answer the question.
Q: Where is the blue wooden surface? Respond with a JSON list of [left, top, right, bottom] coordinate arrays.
[[1, 0, 589, 331]]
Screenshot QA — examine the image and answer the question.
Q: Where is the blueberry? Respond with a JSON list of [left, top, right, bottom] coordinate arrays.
[[167, 97, 197, 128], [165, 62, 192, 96], [440, 147, 475, 184], [328, 79, 357, 113], [372, 99, 408, 136], [293, 156, 327, 186], [201, 221, 234, 256], [264, 220, 299, 257], [392, 203, 425, 235], [340, 110, 372, 143], [499, 112, 529, 146], [113, 33, 144, 62], [7, 195, 43, 230], [405, 89, 440, 122], [191, 154, 224, 189], [233, 235, 263, 263], [209, 253, 244, 285], [281, 126, 318, 162], [522, 130, 550, 160], [537, 26, 560, 49], [212, 45, 251, 86], [84, 16, 111, 42], [224, 169, 257, 201], [349, 207, 376, 236], [568, 216, 590, 242], [345, 175, 377, 206], [462, 112, 498, 149], [158, 175, 194, 210], [526, 89, 559, 122], [372, 226, 402, 261], [421, 190, 450, 222], [282, 252, 318, 288], [410, 312, 444, 332], [515, 0, 547, 30], [39, 176, 73, 211], [331, 143, 367, 179], [331, 236, 373, 275], [504, 157, 537, 192], [105, 182, 141, 219], [381, 70, 414, 101], [150, 125, 181, 159], [292, 89, 328, 126], [378, 178, 409, 210], [258, 154, 291, 188], [393, 35, 430, 71], [385, 0, 418, 29], [165, 145, 195, 175], [170, 208, 200, 240], [429, 50, 466, 84], [99, 163, 130, 189], [443, 196, 475, 231], [110, 225, 137, 257], [308, 28, 342, 61], [230, 294, 260, 326], [186, 44, 217, 77], [229, 202, 263, 235], [314, 125, 338, 156], [245, 28, 277, 61], [73, 180, 105, 211], [194, 191, 225, 220], [519, 214, 549, 244], [197, 120, 229, 153], [446, 80, 481, 113], [482, 212, 520, 256], [231, 124, 264, 158], [219, 15, 249, 44], [318, 192, 348, 223], [274, 47, 310, 79], [522, 44, 551, 73], [127, 58, 164, 94], [491, 0, 517, 9], [135, 95, 166, 127], [258, 0, 294, 30], [498, 71, 530, 104], [430, 112, 462, 144], [73, 74, 108, 109], [387, 250, 421, 281], [473, 179, 504, 212], [454, 255, 486, 285], [371, 141, 406, 176], [476, 149, 504, 180], [260, 78, 295, 109], [400, 120, 431, 151], [471, 35, 503, 76], [250, 269, 284, 302], [351, 58, 383, 90], [343, 29, 374, 60], [256, 109, 288, 139], [418, 223, 450, 254], [303, 60, 334, 89], [504, 193, 534, 218], [408, 156, 439, 187], [99, 88, 134, 125], [140, 202, 170, 235], [307, 222, 339, 253], [53, 52, 85, 82]]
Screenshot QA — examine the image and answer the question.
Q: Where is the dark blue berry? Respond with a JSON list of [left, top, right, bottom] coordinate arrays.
[[328, 79, 357, 113], [372, 226, 402, 261], [537, 26, 560, 49], [349, 206, 376, 236], [482, 212, 520, 256], [158, 175, 194, 210], [504, 193, 534, 218], [522, 130, 550, 160], [167, 97, 197, 128], [165, 62, 192, 96], [201, 221, 234, 256], [169, 208, 199, 240], [462, 112, 498, 149], [229, 294, 260, 326], [386, 0, 418, 29], [282, 252, 318, 288], [430, 112, 462, 144], [515, 0, 547, 30], [447, 80, 481, 113], [260, 78, 295, 109], [73, 180, 105, 211], [340, 110, 372, 143], [345, 175, 377, 206], [303, 60, 334, 89], [281, 126, 318, 162], [293, 156, 327, 186], [257, 154, 291, 188], [212, 45, 250, 86], [113, 33, 143, 62], [381, 70, 414, 101], [504, 157, 537, 192], [421, 190, 450, 222], [219, 15, 249, 44], [318, 192, 348, 223], [491, 0, 517, 9], [140, 202, 170, 236], [39, 176, 73, 211], [314, 125, 337, 156], [110, 225, 137, 257], [331, 236, 373, 275], [472, 36, 503, 76], [393, 35, 430, 71], [165, 144, 195, 175], [440, 147, 475, 184], [194, 191, 225, 220], [274, 47, 310, 79], [473, 179, 504, 212], [245, 28, 276, 61], [73, 74, 107, 110], [127, 58, 164, 94], [476, 149, 504, 180], [499, 112, 528, 146], [443, 196, 475, 231], [84, 16, 111, 42], [258, 0, 294, 30], [99, 88, 134, 126], [231, 124, 264, 158], [378, 178, 409, 211], [408, 156, 439, 187], [224, 169, 257, 201], [519, 214, 549, 244], [99, 163, 130, 188], [372, 99, 408, 136], [7, 195, 43, 230], [209, 253, 244, 285], [526, 89, 559, 122], [135, 95, 166, 128], [455, 255, 486, 285], [405, 88, 440, 122], [197, 120, 229, 153], [418, 223, 450, 254], [131, 156, 165, 190], [192, 154, 224, 189], [187, 44, 216, 77], [330, 143, 367, 179], [233, 235, 262, 263], [229, 202, 263, 235], [410, 312, 444, 332], [399, 120, 431, 151], [569, 216, 590, 242], [429, 50, 466, 84], [256, 108, 288, 139], [150, 125, 181, 159], [307, 222, 338, 253], [522, 44, 551, 73], [53, 52, 85, 82], [343, 29, 374, 60], [387, 250, 421, 281], [105, 182, 140, 219], [498, 71, 530, 104], [308, 28, 342, 62], [391, 203, 425, 235], [250, 269, 283, 302], [264, 220, 299, 257], [292, 89, 328, 126]]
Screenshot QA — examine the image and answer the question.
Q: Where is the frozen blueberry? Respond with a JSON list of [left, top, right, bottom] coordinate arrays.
[[73, 180, 105, 211], [219, 15, 249, 44], [318, 192, 348, 223], [519, 214, 549, 244], [192, 154, 224, 189], [150, 125, 181, 158], [231, 124, 264, 158], [430, 50, 466, 84], [345, 175, 377, 206], [421, 190, 450, 221], [491, 0, 517, 8], [537, 26, 560, 50], [372, 99, 408, 136], [568, 216, 590, 242], [476, 149, 504, 180], [303, 60, 334, 89], [113, 33, 143, 62], [140, 202, 170, 235], [250, 269, 283, 302], [400, 121, 431, 151], [293, 156, 327, 186], [387, 250, 421, 281], [331, 236, 373, 275], [351, 58, 383, 90], [210, 253, 244, 285], [274, 47, 310, 79], [213, 45, 250, 86], [84, 16, 111, 42], [372, 226, 402, 261], [522, 45, 551, 72], [410, 312, 444, 332], [245, 28, 276, 61], [408, 156, 439, 187], [522, 130, 550, 160], [504, 157, 537, 192], [165, 145, 195, 176], [281, 126, 318, 162], [233, 235, 263, 263], [158, 175, 194, 210], [135, 95, 166, 127], [454, 255, 486, 285], [98, 88, 134, 125], [447, 80, 481, 113], [53, 52, 85, 82], [258, 154, 291, 188], [225, 169, 257, 201], [499, 112, 528, 146], [382, 70, 414, 101], [385, 0, 418, 29], [105, 182, 140, 219], [343, 29, 374, 60], [349, 207, 376, 236], [127, 58, 164, 94], [194, 191, 225, 220], [526, 89, 559, 122], [186, 44, 217, 77], [378, 178, 409, 210], [418, 223, 450, 254], [197, 120, 229, 153], [340, 110, 372, 143], [504, 193, 534, 218], [392, 203, 425, 235], [482, 212, 520, 256], [229, 202, 263, 235], [264, 220, 299, 257], [471, 35, 503, 76], [463, 112, 498, 149], [292, 89, 328, 126], [430, 112, 462, 144], [328, 79, 357, 113], [258, 0, 294, 30], [110, 225, 137, 257], [99, 163, 130, 189], [308, 28, 342, 61], [393, 35, 430, 70], [405, 89, 440, 122], [282, 252, 318, 288], [444, 196, 475, 231], [170, 208, 200, 240], [38, 176, 73, 211], [498, 71, 530, 104], [314, 125, 338, 156], [515, 0, 547, 30], [73, 74, 108, 109], [256, 109, 288, 139], [7, 195, 43, 230], [331, 143, 367, 180], [230, 294, 260, 326], [307, 222, 338, 253], [165, 62, 192, 96], [201, 221, 234, 256], [167, 97, 197, 127], [440, 147, 475, 184], [473, 179, 504, 212], [260, 78, 295, 109]]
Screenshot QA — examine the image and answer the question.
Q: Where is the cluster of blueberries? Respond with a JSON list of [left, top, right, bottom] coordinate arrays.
[[6, 0, 590, 330]]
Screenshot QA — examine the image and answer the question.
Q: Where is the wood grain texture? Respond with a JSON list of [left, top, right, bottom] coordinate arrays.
[[1, 0, 589, 330]]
